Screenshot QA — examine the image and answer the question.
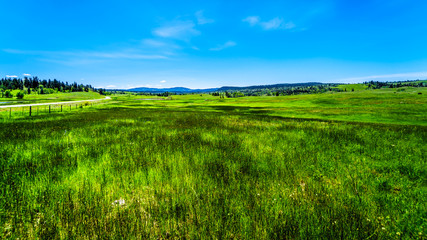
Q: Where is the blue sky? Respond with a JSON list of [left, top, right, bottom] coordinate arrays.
[[1, 0, 426, 89]]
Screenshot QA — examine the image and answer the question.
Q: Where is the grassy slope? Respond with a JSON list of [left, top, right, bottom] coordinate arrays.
[[333, 83, 369, 91], [0, 91, 106, 116], [0, 88, 426, 239], [0, 91, 103, 105]]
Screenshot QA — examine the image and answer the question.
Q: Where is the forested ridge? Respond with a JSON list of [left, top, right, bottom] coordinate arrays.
[[0, 76, 94, 93]]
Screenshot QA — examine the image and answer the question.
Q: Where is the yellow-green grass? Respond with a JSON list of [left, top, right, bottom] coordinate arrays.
[[113, 87, 427, 126], [0, 91, 103, 105], [1, 88, 426, 239], [333, 83, 369, 91], [0, 101, 108, 119]]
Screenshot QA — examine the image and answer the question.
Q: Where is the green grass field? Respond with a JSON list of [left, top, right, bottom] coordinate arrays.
[[1, 88, 426, 239], [0, 91, 103, 105]]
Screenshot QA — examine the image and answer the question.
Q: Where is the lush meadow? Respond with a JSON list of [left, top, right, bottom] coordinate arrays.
[[0, 91, 103, 105], [1, 87, 426, 239]]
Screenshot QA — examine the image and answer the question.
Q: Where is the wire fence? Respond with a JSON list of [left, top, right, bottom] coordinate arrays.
[[0, 100, 109, 120]]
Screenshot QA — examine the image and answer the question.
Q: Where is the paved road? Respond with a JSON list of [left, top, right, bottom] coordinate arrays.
[[0, 96, 111, 109]]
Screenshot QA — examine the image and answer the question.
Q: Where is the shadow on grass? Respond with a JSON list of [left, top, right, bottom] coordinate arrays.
[[2, 103, 425, 140]]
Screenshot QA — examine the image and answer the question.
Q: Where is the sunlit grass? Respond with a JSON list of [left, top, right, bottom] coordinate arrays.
[[1, 89, 426, 239], [113, 87, 427, 126], [0, 91, 103, 105]]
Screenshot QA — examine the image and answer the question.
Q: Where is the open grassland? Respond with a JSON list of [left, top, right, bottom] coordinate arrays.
[[0, 91, 103, 105], [115, 86, 427, 126], [333, 84, 369, 91], [1, 88, 426, 239]]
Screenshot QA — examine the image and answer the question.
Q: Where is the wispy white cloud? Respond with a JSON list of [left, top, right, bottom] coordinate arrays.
[[83, 51, 167, 60], [142, 39, 168, 47], [23, 73, 31, 76], [3, 48, 168, 62], [142, 39, 181, 49], [261, 18, 295, 30], [153, 20, 200, 40], [160, 80, 166, 83], [243, 16, 295, 30], [141, 39, 182, 56], [6, 75, 18, 78], [339, 72, 427, 83], [209, 41, 236, 51], [260, 17, 283, 30], [195, 10, 214, 25], [3, 49, 47, 55], [39, 58, 107, 66], [106, 85, 116, 88], [243, 16, 260, 26]]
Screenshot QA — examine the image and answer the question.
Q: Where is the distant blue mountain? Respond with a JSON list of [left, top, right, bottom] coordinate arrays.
[[118, 82, 324, 93]]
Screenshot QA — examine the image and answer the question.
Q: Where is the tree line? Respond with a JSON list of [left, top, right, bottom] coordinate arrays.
[[364, 80, 426, 89], [211, 84, 344, 97], [0, 76, 94, 94], [211, 80, 426, 98]]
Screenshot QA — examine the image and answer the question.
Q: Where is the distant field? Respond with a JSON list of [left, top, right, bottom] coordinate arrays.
[[1, 88, 426, 239], [333, 83, 369, 91], [113, 86, 427, 126], [0, 91, 103, 105]]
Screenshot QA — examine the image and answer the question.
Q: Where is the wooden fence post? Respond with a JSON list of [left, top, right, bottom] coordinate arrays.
[[29, 106, 32, 116], [49, 105, 51, 113], [61, 105, 63, 112]]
